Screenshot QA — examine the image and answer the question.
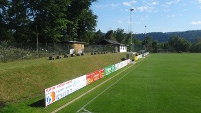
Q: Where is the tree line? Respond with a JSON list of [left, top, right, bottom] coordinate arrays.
[[0, 0, 97, 43], [95, 29, 201, 53], [136, 30, 201, 43], [142, 35, 201, 53]]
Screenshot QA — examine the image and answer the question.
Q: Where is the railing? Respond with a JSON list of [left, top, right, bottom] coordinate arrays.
[[0, 43, 130, 63]]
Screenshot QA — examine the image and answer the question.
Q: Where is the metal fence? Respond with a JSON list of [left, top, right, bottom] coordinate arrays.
[[0, 43, 123, 63]]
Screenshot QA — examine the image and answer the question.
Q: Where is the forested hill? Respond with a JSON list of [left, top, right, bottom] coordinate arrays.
[[135, 30, 201, 42]]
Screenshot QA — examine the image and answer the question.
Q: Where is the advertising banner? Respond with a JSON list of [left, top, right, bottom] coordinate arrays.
[[123, 60, 127, 67], [72, 75, 87, 92], [114, 59, 130, 73], [115, 62, 121, 71], [86, 72, 94, 85], [45, 59, 131, 107], [86, 68, 104, 85], [45, 75, 86, 107], [127, 59, 131, 65], [138, 54, 142, 59], [104, 65, 115, 76], [134, 56, 138, 61], [96, 68, 104, 79]]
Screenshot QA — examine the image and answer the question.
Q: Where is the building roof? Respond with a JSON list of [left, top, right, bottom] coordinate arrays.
[[61, 40, 85, 44], [98, 39, 120, 45]]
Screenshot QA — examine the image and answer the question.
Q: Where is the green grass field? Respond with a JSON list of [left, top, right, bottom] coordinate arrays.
[[57, 53, 201, 113], [1, 53, 201, 113], [0, 53, 126, 112]]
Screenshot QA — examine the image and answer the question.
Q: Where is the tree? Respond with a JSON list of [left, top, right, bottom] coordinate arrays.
[[114, 28, 125, 44], [0, 0, 98, 43], [2, 0, 31, 43], [105, 30, 115, 41], [66, 0, 97, 41], [143, 36, 152, 51], [191, 37, 201, 52], [152, 40, 158, 53], [0, 0, 13, 42], [133, 36, 143, 51], [124, 33, 131, 45], [91, 29, 104, 44], [77, 9, 97, 42], [28, 0, 72, 43], [168, 35, 191, 52]]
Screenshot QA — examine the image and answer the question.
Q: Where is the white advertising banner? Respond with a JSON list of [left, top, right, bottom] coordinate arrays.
[[138, 55, 142, 59], [122, 60, 127, 67], [45, 75, 86, 107], [72, 75, 87, 92], [115, 62, 121, 71], [115, 59, 130, 71]]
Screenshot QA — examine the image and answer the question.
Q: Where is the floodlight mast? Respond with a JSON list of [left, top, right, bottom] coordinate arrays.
[[145, 25, 147, 37], [130, 8, 134, 52]]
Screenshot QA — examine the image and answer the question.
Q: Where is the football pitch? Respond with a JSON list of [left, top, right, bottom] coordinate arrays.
[[57, 53, 201, 113]]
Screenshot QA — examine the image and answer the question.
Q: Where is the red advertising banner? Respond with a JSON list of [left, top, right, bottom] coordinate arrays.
[[86, 68, 104, 85], [95, 68, 104, 80], [86, 72, 94, 85]]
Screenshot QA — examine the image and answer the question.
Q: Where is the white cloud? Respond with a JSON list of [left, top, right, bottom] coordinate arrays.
[[163, 9, 171, 12], [151, 1, 159, 6], [123, 2, 131, 6], [167, 14, 175, 18], [111, 3, 119, 8], [190, 21, 201, 25], [123, 0, 137, 7], [165, 0, 180, 5], [117, 20, 123, 24], [198, 0, 201, 3], [137, 6, 154, 12], [166, 1, 175, 5], [95, 3, 119, 9], [131, 0, 137, 3]]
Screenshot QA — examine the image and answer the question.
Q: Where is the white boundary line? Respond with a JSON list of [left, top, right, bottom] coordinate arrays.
[[76, 61, 143, 113]]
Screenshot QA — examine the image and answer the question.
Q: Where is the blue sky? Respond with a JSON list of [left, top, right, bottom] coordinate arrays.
[[90, 0, 201, 33]]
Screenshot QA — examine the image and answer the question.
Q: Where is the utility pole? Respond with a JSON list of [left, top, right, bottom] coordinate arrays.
[[130, 8, 134, 52]]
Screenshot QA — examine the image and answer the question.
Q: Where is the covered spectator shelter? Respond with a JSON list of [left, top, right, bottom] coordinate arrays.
[[98, 39, 127, 53], [61, 40, 85, 54]]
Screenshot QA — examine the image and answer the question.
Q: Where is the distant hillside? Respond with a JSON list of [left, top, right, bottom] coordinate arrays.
[[135, 30, 201, 42]]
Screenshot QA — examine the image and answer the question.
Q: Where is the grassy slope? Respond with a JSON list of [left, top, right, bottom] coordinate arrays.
[[0, 53, 126, 104], [59, 53, 201, 113]]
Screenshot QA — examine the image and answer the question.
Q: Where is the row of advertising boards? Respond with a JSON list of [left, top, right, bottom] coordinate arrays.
[[45, 52, 150, 107]]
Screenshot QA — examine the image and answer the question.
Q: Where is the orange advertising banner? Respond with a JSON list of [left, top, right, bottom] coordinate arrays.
[[86, 72, 94, 85], [86, 68, 104, 85]]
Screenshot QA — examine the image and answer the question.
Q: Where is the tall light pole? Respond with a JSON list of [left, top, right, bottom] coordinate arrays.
[[144, 25, 147, 51], [145, 25, 147, 37], [130, 8, 134, 52]]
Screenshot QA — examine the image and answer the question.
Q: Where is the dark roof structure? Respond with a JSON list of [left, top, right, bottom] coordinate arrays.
[[61, 40, 85, 44], [98, 39, 120, 45]]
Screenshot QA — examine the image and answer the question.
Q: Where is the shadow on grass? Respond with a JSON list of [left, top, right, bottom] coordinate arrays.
[[29, 99, 45, 108], [0, 101, 5, 109], [121, 58, 126, 61]]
